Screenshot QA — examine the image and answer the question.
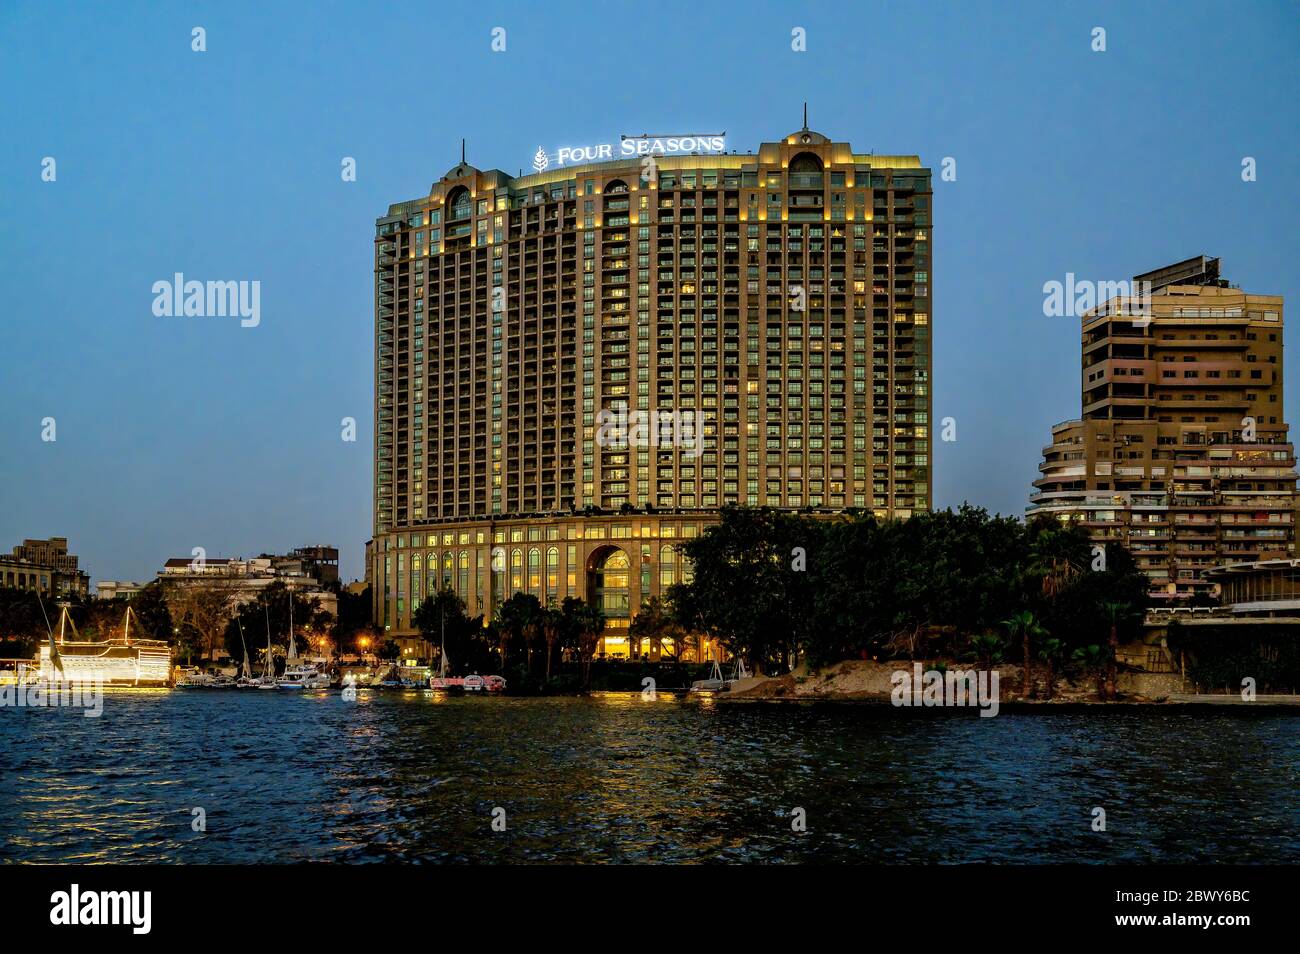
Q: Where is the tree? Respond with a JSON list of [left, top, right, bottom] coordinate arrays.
[[129, 582, 173, 643], [412, 585, 491, 675], [1002, 610, 1046, 697], [540, 599, 565, 680], [331, 585, 372, 650], [1071, 644, 1108, 700], [1101, 602, 1136, 700], [0, 587, 50, 658], [561, 597, 605, 686], [628, 596, 680, 661], [221, 581, 326, 665], [675, 506, 811, 673], [495, 592, 542, 674], [168, 582, 232, 663], [1038, 637, 1065, 700], [965, 632, 1006, 671]]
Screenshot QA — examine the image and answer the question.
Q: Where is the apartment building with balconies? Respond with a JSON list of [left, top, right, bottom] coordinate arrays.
[[1029, 257, 1295, 603]]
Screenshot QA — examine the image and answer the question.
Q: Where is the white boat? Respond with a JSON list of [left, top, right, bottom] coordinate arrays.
[[255, 607, 279, 688], [428, 619, 462, 692], [234, 619, 260, 688], [689, 657, 726, 693], [277, 598, 329, 690], [175, 666, 215, 688], [462, 673, 486, 693], [277, 664, 330, 690]]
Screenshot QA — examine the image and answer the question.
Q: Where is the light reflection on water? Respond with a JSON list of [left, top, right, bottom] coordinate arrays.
[[0, 692, 1296, 863]]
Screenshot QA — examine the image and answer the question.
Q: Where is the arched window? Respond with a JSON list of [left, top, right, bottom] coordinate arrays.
[[528, 547, 541, 591], [546, 546, 559, 591], [510, 548, 524, 593], [448, 187, 472, 220], [605, 179, 629, 195], [593, 549, 631, 619], [789, 152, 824, 173]]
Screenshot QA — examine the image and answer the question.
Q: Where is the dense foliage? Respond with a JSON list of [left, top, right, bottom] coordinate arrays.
[[667, 505, 1150, 675], [413, 586, 607, 690], [221, 581, 333, 663], [1167, 623, 1300, 693]]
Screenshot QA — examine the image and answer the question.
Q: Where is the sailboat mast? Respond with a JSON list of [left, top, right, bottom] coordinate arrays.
[[264, 606, 274, 679], [440, 603, 449, 677], [237, 618, 252, 678]]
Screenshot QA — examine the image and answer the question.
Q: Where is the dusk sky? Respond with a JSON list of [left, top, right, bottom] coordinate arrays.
[[1, 0, 1296, 585]]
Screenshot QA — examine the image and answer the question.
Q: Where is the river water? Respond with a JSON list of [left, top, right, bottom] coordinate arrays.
[[1, 691, 1296, 863]]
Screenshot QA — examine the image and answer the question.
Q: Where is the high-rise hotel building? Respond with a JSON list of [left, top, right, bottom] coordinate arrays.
[[1028, 257, 1295, 603], [370, 127, 932, 648]]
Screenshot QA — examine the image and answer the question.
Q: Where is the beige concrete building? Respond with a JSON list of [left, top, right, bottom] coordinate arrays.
[[0, 536, 89, 597], [1029, 257, 1295, 603], [372, 128, 933, 649]]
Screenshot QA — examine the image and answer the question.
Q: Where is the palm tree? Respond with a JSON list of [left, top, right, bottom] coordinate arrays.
[[1071, 644, 1108, 700], [571, 599, 607, 689], [540, 600, 563, 680], [1101, 602, 1133, 700], [966, 631, 1006, 671], [1037, 637, 1065, 700], [494, 592, 541, 674], [1002, 610, 1047, 698]]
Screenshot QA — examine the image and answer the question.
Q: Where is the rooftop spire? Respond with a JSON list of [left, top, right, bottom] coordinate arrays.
[[461, 138, 466, 163], [802, 102, 808, 130]]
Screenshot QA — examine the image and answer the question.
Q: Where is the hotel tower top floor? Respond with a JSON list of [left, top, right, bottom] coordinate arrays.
[[370, 129, 932, 643]]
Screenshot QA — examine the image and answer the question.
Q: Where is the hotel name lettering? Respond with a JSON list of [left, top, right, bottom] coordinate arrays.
[[532, 135, 727, 171]]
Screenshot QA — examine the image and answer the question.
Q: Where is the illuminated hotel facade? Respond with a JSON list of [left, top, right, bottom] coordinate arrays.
[[369, 128, 933, 652], [1028, 257, 1296, 603]]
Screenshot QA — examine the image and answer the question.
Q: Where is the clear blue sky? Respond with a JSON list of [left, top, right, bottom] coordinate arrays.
[[1, 0, 1296, 585]]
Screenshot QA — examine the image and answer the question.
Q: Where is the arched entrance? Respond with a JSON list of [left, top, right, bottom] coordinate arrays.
[[588, 546, 631, 658]]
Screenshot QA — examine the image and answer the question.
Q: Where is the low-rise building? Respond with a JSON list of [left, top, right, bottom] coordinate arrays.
[[96, 580, 147, 601], [0, 537, 90, 597], [156, 549, 339, 620]]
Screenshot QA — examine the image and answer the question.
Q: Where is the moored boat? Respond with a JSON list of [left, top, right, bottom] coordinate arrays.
[[37, 603, 171, 688], [275, 598, 330, 690], [689, 657, 726, 694]]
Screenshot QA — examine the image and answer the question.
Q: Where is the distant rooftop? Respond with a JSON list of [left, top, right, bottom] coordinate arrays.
[[1134, 255, 1226, 293]]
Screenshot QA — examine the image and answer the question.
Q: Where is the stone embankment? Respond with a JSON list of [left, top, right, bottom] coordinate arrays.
[[716, 660, 1282, 704]]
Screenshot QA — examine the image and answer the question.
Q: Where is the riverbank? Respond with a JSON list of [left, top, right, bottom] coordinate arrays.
[[718, 659, 1300, 706]]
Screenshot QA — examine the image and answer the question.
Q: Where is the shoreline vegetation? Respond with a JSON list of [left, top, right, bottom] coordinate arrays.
[[5, 506, 1295, 703], [387, 495, 1300, 706], [658, 505, 1300, 701]]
